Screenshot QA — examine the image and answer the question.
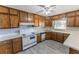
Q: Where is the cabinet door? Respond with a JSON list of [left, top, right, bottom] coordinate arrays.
[[67, 12, 75, 17], [20, 11, 28, 22], [0, 40, 12, 54], [56, 32, 64, 43], [12, 37, 22, 53], [36, 34, 41, 43], [0, 6, 9, 13], [34, 15, 39, 27], [10, 15, 19, 28], [45, 32, 52, 40], [75, 16, 79, 27], [52, 32, 56, 41], [28, 13, 34, 23], [45, 19, 52, 27], [0, 14, 10, 28], [67, 17, 75, 27], [10, 9, 18, 15]]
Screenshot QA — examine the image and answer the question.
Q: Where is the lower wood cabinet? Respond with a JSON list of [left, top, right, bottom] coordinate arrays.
[[0, 37, 22, 54], [56, 32, 64, 43], [12, 37, 22, 53], [51, 32, 56, 41], [0, 40, 12, 54], [36, 34, 41, 43], [69, 48, 79, 54], [45, 32, 69, 43], [45, 32, 52, 40]]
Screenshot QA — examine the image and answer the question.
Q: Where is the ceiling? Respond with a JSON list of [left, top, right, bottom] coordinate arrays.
[[5, 5, 79, 16]]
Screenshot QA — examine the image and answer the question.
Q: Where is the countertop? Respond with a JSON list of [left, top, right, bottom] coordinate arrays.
[[0, 27, 79, 51]]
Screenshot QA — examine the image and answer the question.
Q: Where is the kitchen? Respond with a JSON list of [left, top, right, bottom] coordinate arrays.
[[0, 5, 79, 54]]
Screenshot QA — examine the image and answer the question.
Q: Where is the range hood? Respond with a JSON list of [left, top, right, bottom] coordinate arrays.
[[20, 23, 34, 26]]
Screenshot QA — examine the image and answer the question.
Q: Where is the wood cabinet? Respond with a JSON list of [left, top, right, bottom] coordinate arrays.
[[10, 15, 19, 28], [0, 40, 12, 54], [51, 32, 56, 41], [45, 32, 69, 43], [67, 12, 75, 17], [12, 37, 22, 53], [10, 8, 18, 15], [45, 19, 52, 27], [75, 16, 79, 27], [34, 15, 39, 27], [0, 6, 9, 13], [28, 13, 34, 23], [69, 48, 79, 54], [67, 17, 75, 27], [20, 11, 28, 22], [56, 32, 64, 43], [0, 14, 10, 28], [52, 15, 60, 20], [36, 34, 41, 43], [45, 32, 52, 40]]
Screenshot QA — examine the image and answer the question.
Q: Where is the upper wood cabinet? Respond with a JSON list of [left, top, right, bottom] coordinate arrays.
[[12, 37, 22, 53], [52, 15, 60, 20], [34, 15, 39, 27], [28, 13, 34, 23], [75, 10, 79, 16], [67, 16, 75, 27], [10, 8, 18, 15], [75, 16, 79, 27], [67, 12, 75, 17], [0, 14, 10, 28], [0, 40, 12, 54], [45, 19, 52, 27], [10, 15, 19, 28], [0, 6, 9, 13], [20, 11, 28, 22]]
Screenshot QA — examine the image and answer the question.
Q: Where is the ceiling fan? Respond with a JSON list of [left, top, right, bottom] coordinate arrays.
[[37, 5, 56, 15]]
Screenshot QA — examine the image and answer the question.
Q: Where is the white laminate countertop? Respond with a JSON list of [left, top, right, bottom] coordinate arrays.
[[0, 27, 79, 51]]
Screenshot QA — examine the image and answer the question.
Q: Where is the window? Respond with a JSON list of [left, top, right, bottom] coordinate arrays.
[[53, 17, 67, 29]]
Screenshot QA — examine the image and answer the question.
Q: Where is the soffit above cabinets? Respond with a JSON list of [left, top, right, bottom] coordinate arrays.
[[5, 5, 79, 16]]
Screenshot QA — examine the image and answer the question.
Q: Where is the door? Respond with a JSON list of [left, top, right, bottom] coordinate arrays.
[[10, 15, 19, 28], [12, 37, 22, 53], [36, 34, 41, 43], [0, 14, 10, 28]]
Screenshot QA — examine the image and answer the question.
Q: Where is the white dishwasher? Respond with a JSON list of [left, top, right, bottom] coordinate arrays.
[[40, 32, 45, 41]]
